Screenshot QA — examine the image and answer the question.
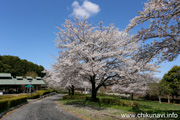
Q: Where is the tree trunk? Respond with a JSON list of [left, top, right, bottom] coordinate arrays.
[[172, 95, 174, 104], [71, 85, 75, 96], [91, 76, 98, 102], [131, 93, 134, 100], [158, 96, 161, 104], [68, 88, 71, 96], [167, 95, 170, 104], [91, 87, 97, 102]]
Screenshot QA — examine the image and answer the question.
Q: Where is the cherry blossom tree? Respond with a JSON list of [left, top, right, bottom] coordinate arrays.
[[43, 68, 90, 95], [111, 74, 153, 100], [53, 18, 159, 101], [127, 0, 180, 63]]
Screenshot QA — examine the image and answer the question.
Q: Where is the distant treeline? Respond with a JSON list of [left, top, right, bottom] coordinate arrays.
[[0, 55, 45, 77]]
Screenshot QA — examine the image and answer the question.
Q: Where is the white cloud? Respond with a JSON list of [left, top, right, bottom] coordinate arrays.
[[71, 0, 100, 18]]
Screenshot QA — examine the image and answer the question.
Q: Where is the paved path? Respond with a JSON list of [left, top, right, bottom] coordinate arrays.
[[1, 94, 81, 120]]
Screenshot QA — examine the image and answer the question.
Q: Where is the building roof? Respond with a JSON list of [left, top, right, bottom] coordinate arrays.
[[0, 73, 12, 77], [0, 73, 15, 85], [0, 78, 16, 85], [0, 73, 45, 85]]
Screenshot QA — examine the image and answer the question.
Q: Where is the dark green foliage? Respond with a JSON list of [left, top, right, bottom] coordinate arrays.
[[36, 89, 54, 96], [0, 100, 9, 113], [28, 94, 40, 99], [63, 95, 86, 100], [132, 102, 139, 110], [0, 96, 27, 113], [101, 97, 139, 110], [60, 94, 180, 118], [0, 89, 55, 113], [8, 97, 27, 108], [0, 55, 45, 77], [161, 65, 180, 97], [63, 94, 140, 110], [101, 98, 122, 105], [74, 92, 85, 96], [85, 96, 91, 101], [54, 89, 69, 94]]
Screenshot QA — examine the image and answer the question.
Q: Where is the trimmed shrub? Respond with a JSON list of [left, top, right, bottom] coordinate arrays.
[[54, 89, 68, 94], [28, 94, 40, 99], [132, 102, 139, 110], [0, 96, 27, 113], [74, 92, 85, 96], [101, 98, 122, 105], [36, 90, 51, 96], [0, 100, 9, 113], [100, 97, 139, 110], [0, 89, 54, 113], [85, 96, 91, 101], [63, 95, 86, 100], [8, 97, 27, 108], [63, 95, 71, 100], [0, 95, 15, 100]]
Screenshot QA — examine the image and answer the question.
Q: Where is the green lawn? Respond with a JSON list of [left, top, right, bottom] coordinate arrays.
[[60, 94, 180, 119]]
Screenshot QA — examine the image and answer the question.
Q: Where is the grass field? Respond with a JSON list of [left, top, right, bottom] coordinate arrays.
[[59, 94, 180, 119]]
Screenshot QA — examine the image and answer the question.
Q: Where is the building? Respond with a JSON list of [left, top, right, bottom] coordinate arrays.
[[0, 73, 46, 94]]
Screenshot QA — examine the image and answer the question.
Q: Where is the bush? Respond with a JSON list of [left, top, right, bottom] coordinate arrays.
[[0, 100, 9, 113], [100, 97, 139, 110], [0, 89, 55, 113], [132, 102, 139, 110], [54, 89, 68, 94], [28, 94, 40, 99], [36, 89, 52, 96], [63, 95, 86, 100], [0, 96, 27, 113], [62, 95, 140, 110], [122, 101, 132, 106], [101, 98, 122, 105], [85, 96, 91, 101], [0, 95, 15, 100], [74, 92, 85, 96], [8, 97, 27, 108]]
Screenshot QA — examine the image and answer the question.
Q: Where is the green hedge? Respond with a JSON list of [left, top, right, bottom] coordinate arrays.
[[101, 98, 139, 109], [0, 100, 9, 113], [0, 96, 27, 113], [101, 98, 122, 105], [36, 89, 53, 96], [63, 95, 86, 100], [21, 89, 54, 99], [8, 97, 27, 108], [0, 89, 55, 113], [27, 94, 40, 99], [63, 95, 139, 110]]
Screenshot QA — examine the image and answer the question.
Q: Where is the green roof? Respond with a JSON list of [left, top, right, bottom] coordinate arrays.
[[0, 73, 14, 85], [0, 79, 15, 85], [14, 78, 46, 85], [36, 77, 42, 80], [0, 73, 12, 77], [16, 76, 23, 79], [26, 76, 33, 80], [31, 79, 45, 85], [0, 73, 45, 85]]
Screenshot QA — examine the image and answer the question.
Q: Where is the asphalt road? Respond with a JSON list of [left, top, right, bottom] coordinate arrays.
[[1, 94, 81, 120]]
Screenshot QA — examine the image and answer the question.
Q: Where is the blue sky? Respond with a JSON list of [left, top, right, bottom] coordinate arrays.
[[0, 0, 179, 78]]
